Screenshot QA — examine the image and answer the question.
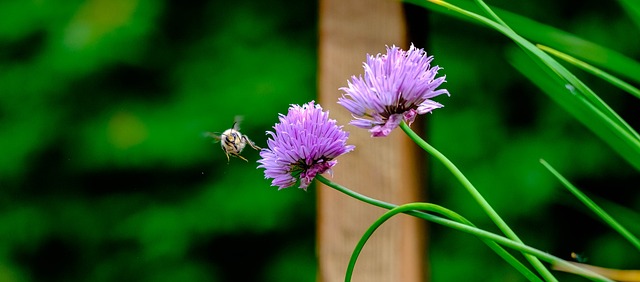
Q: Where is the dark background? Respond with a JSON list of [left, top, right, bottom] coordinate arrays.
[[0, 0, 638, 281]]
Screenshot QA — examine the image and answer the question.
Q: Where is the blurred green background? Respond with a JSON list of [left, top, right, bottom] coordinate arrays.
[[0, 0, 638, 281]]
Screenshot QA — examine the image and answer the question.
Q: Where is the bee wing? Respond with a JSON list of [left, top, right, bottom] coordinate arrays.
[[232, 115, 243, 131], [203, 131, 222, 141]]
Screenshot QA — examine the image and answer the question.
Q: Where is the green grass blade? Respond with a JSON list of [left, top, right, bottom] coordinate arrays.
[[617, 0, 640, 31], [537, 44, 640, 100], [540, 159, 640, 251], [590, 195, 640, 236], [500, 6, 640, 86], [455, 2, 640, 142], [508, 48, 640, 171], [472, 0, 511, 29], [406, 0, 640, 170], [425, 0, 640, 142], [405, 0, 640, 85]]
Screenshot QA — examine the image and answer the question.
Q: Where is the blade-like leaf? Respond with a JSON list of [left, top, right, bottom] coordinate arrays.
[[508, 48, 640, 170], [540, 159, 640, 251], [406, 0, 640, 170], [617, 0, 640, 31], [405, 0, 640, 85], [538, 44, 640, 100]]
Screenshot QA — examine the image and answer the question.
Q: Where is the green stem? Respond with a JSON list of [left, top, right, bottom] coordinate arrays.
[[473, 0, 511, 30], [540, 159, 640, 251], [315, 175, 612, 282], [352, 203, 612, 281], [422, 0, 640, 151], [316, 175, 539, 281], [347, 201, 542, 282], [399, 121, 557, 281]]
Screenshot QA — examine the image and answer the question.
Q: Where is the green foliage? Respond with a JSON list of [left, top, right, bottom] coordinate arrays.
[[334, 186, 615, 281], [2, 0, 638, 281], [406, 0, 640, 281], [0, 0, 317, 281], [540, 159, 640, 251]]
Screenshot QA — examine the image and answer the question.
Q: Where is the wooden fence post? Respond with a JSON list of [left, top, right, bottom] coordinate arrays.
[[317, 0, 427, 281]]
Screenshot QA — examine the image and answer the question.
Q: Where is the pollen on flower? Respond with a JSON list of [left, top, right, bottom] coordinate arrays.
[[338, 43, 450, 137], [257, 101, 355, 190]]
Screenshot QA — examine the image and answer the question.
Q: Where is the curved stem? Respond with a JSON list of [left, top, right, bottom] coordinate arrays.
[[399, 121, 557, 281], [345, 201, 542, 282], [344, 201, 612, 282], [316, 175, 540, 281]]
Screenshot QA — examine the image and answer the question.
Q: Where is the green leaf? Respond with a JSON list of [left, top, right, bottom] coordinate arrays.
[[405, 0, 640, 85], [406, 0, 640, 170], [540, 159, 640, 251], [508, 47, 640, 170], [537, 44, 640, 100], [617, 0, 640, 31]]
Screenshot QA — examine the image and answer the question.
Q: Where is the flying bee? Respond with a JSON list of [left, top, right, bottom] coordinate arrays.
[[205, 117, 261, 163]]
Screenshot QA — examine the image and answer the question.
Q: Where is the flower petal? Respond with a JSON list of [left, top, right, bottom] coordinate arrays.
[[257, 101, 354, 190], [339, 43, 449, 137]]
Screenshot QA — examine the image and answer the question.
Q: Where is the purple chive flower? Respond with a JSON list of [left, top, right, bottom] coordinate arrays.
[[338, 44, 450, 137], [257, 101, 355, 190]]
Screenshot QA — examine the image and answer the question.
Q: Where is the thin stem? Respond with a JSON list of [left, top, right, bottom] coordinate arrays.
[[540, 159, 640, 251], [316, 175, 612, 282], [399, 121, 557, 281], [473, 0, 512, 31], [345, 201, 542, 282], [423, 0, 640, 154], [316, 175, 539, 281]]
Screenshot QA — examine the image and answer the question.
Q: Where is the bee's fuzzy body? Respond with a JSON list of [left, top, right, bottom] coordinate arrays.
[[206, 118, 261, 163]]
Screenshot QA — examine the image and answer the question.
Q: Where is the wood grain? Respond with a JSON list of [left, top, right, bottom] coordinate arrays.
[[317, 0, 427, 281]]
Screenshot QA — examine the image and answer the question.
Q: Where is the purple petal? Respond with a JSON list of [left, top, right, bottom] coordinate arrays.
[[257, 101, 354, 190], [339, 43, 450, 137]]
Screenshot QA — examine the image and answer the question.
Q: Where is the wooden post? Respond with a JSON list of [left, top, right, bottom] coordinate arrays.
[[317, 0, 427, 281]]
